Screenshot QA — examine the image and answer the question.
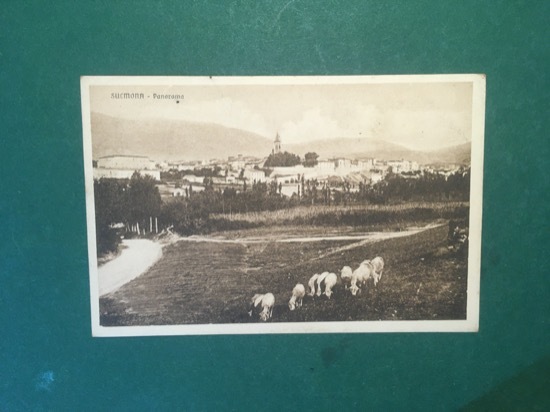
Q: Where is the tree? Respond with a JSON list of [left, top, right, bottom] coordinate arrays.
[[303, 152, 319, 167], [160, 198, 208, 236], [94, 178, 126, 255], [126, 172, 162, 230], [203, 176, 214, 191], [264, 151, 301, 167], [269, 180, 278, 196], [94, 178, 126, 228]]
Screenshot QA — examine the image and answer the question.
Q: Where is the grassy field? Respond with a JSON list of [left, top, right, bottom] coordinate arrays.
[[99, 222, 467, 326], [209, 202, 469, 231]]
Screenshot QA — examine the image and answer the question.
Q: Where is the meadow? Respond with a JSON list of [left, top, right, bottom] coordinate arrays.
[[99, 221, 468, 326], [209, 201, 469, 231]]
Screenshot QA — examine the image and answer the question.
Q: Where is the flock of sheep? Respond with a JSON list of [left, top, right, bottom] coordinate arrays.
[[248, 256, 385, 322]]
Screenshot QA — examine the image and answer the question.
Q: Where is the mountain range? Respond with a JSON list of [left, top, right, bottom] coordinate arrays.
[[288, 138, 471, 165], [90, 112, 470, 165], [91, 113, 273, 161]]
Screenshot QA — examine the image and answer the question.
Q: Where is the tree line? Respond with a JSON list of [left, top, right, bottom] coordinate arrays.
[[94, 169, 470, 256], [94, 173, 161, 255]]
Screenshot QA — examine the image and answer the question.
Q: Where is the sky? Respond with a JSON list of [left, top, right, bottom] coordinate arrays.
[[90, 80, 473, 151]]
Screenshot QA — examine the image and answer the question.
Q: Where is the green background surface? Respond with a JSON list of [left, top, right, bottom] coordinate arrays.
[[1, 1, 548, 410]]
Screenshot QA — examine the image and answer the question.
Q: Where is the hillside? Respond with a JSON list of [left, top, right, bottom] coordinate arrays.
[[90, 112, 273, 161], [288, 138, 414, 161], [288, 138, 471, 165], [90, 113, 471, 165], [423, 143, 471, 165]]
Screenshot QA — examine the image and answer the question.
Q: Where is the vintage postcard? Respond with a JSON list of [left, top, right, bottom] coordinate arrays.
[[81, 75, 485, 336]]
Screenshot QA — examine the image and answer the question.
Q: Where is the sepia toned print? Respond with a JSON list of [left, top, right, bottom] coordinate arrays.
[[81, 75, 485, 336]]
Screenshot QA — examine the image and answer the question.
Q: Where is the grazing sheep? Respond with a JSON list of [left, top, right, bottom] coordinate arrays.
[[357, 261, 375, 285], [259, 293, 275, 321], [248, 293, 275, 321], [349, 282, 360, 296], [453, 226, 469, 240], [322, 273, 338, 299], [288, 283, 306, 310], [248, 293, 264, 316], [371, 256, 385, 286], [340, 266, 353, 289], [248, 294, 264, 317], [315, 272, 330, 297], [350, 261, 375, 296], [308, 274, 320, 296]]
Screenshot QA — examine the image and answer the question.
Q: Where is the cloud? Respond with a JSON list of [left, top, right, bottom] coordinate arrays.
[[176, 98, 272, 137], [279, 104, 385, 143], [279, 108, 342, 142], [383, 109, 471, 150]]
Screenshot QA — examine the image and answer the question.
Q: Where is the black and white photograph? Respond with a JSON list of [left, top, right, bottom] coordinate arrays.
[[81, 75, 485, 336]]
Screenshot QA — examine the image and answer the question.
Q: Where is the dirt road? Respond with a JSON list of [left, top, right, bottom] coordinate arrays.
[[178, 223, 444, 244], [98, 239, 162, 296]]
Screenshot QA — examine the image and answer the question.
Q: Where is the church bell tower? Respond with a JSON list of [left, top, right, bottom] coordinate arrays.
[[273, 132, 281, 154]]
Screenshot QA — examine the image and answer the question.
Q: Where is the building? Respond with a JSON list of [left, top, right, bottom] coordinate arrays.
[[370, 171, 384, 183], [93, 168, 160, 180], [355, 159, 374, 170], [272, 132, 282, 154], [156, 161, 169, 170], [316, 160, 336, 173], [270, 165, 307, 183], [334, 158, 353, 175], [243, 169, 266, 182], [182, 174, 204, 184], [212, 177, 230, 185], [387, 159, 412, 174], [170, 162, 195, 171], [228, 154, 246, 171], [94, 154, 160, 180], [97, 155, 156, 170]]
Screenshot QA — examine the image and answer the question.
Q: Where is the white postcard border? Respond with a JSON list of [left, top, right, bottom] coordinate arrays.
[[80, 74, 485, 337]]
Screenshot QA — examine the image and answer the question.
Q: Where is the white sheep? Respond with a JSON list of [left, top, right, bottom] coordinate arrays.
[[248, 294, 264, 317], [308, 273, 320, 296], [315, 272, 330, 297], [357, 261, 375, 284], [340, 266, 353, 289], [248, 293, 275, 321], [349, 261, 375, 296], [370, 256, 385, 286], [288, 283, 306, 310], [322, 273, 338, 299], [259, 293, 275, 321]]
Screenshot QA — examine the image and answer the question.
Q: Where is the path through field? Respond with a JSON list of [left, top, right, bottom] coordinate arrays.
[[98, 239, 162, 296], [175, 224, 439, 244]]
